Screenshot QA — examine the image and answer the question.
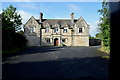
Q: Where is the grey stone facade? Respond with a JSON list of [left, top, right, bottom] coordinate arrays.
[[24, 13, 90, 46]]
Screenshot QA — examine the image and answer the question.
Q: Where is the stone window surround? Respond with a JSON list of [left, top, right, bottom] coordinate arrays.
[[54, 27, 59, 33], [61, 38, 67, 43], [45, 27, 50, 33], [30, 26, 35, 33], [45, 38, 51, 43], [79, 27, 84, 33], [63, 27, 68, 33]]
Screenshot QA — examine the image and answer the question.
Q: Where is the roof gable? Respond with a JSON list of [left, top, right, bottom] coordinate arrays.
[[74, 16, 89, 28], [24, 16, 40, 27]]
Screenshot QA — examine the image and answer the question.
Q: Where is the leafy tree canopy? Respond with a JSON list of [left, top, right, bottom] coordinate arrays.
[[98, 0, 110, 53], [2, 5, 22, 31]]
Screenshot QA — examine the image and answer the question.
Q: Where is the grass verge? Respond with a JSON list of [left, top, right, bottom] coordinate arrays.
[[97, 46, 110, 59], [101, 55, 110, 59], [100, 46, 110, 54], [2, 47, 26, 55]]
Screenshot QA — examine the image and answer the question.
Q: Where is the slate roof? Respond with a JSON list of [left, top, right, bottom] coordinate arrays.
[[36, 19, 78, 28]]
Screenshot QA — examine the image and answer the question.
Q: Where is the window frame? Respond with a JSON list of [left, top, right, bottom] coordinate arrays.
[[63, 28, 68, 33], [54, 27, 58, 33], [45, 38, 51, 43], [30, 27, 35, 33], [62, 38, 67, 43], [79, 27, 83, 33], [45, 27, 50, 33]]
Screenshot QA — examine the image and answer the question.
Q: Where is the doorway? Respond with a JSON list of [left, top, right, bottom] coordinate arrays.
[[54, 38, 59, 46]]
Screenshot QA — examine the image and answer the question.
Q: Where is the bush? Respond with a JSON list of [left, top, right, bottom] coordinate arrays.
[[2, 31, 28, 50], [13, 33, 28, 47], [101, 46, 110, 54]]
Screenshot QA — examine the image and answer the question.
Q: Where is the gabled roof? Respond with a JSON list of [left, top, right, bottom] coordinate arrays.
[[35, 19, 78, 28], [74, 16, 90, 28], [25, 16, 89, 29], [24, 16, 40, 27]]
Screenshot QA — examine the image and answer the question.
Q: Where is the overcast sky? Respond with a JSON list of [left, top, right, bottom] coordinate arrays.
[[1, 2, 102, 37]]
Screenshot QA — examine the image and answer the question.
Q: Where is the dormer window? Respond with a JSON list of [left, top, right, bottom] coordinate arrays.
[[79, 27, 82, 33], [54, 27, 58, 33], [63, 28, 68, 33]]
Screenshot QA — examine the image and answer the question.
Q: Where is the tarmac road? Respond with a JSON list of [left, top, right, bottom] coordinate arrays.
[[2, 46, 109, 80]]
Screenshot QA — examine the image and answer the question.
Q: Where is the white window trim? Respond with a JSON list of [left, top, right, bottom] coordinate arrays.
[[62, 38, 67, 43], [45, 38, 51, 43], [54, 27, 59, 33], [45, 27, 50, 33], [30, 27, 35, 33], [79, 27, 83, 33], [82, 27, 84, 32], [63, 27, 68, 33]]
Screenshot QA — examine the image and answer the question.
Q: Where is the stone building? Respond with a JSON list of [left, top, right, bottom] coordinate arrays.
[[24, 12, 90, 46]]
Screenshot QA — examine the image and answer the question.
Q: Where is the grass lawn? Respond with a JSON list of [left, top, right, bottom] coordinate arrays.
[[2, 47, 26, 55]]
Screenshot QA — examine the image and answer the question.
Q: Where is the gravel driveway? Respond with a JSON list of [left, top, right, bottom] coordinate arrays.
[[2, 46, 109, 80]]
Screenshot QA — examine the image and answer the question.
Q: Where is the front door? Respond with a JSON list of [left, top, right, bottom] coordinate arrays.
[[54, 38, 59, 46]]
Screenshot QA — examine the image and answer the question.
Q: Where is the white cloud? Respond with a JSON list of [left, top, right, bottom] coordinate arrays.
[[0, 11, 2, 14], [88, 22, 99, 37], [2, 0, 32, 2], [67, 4, 80, 11], [17, 10, 38, 31], [18, 3, 49, 15], [2, 0, 113, 2], [20, 4, 39, 11], [17, 10, 33, 24], [17, 10, 39, 23], [67, 4, 80, 12]]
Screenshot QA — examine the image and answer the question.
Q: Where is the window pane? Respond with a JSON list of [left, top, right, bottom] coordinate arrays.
[[30, 27, 35, 33], [45, 27, 49, 33], [63, 29, 67, 33], [45, 38, 50, 43], [62, 39, 65, 42], [79, 28, 82, 33], [54, 27, 58, 32], [62, 38, 67, 42]]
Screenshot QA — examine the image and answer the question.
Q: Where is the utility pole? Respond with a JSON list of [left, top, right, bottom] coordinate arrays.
[[39, 23, 42, 46], [71, 29, 74, 46]]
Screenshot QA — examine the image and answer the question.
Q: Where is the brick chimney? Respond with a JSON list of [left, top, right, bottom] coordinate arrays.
[[71, 13, 74, 25], [39, 12, 43, 23]]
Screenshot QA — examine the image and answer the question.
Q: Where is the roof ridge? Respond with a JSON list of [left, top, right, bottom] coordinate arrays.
[[35, 19, 78, 20]]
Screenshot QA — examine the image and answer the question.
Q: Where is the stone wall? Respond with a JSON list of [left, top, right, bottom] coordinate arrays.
[[24, 16, 90, 46], [26, 35, 40, 46], [24, 16, 40, 46], [73, 36, 89, 46]]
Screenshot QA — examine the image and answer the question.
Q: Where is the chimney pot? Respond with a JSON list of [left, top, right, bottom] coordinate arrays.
[[40, 12, 43, 23], [71, 13, 74, 25]]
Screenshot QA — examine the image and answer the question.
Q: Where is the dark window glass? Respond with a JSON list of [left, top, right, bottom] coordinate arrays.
[[63, 28, 67, 33], [79, 28, 82, 33], [45, 38, 50, 43], [54, 27, 58, 32]]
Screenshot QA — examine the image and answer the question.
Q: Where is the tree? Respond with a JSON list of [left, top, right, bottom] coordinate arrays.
[[2, 5, 22, 31], [2, 5, 27, 50], [89, 34, 95, 39], [98, 0, 110, 53], [95, 33, 101, 39]]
